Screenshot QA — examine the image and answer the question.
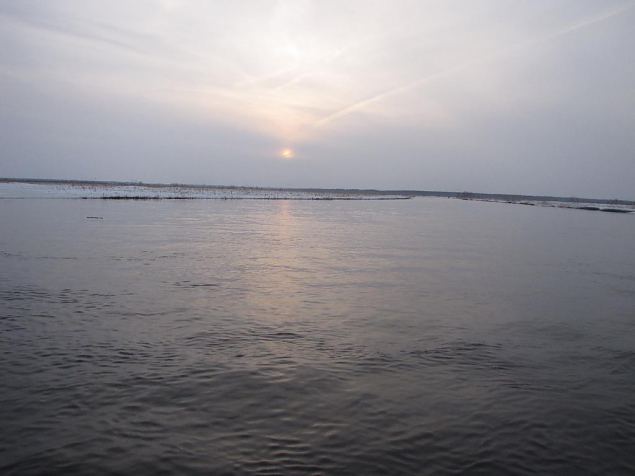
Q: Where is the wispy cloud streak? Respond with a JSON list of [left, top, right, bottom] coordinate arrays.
[[312, 2, 635, 128]]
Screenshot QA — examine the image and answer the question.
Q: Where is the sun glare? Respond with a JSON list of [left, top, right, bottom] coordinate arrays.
[[280, 148, 295, 159]]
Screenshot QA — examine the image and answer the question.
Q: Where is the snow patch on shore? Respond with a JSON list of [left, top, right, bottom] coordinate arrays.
[[0, 181, 410, 200], [464, 198, 634, 213]]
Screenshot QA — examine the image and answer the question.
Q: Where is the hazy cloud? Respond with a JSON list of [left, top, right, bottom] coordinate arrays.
[[1, 0, 633, 197]]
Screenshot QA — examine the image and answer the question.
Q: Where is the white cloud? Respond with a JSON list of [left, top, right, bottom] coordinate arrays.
[[1, 0, 634, 197]]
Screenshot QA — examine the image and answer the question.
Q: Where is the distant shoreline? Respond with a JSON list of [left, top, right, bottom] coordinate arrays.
[[1, 177, 633, 206], [0, 179, 410, 201]]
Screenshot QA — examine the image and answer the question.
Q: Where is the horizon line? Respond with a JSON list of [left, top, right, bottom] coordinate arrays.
[[1, 177, 633, 205]]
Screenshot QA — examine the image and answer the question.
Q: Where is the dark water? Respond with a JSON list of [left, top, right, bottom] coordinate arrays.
[[1, 197, 635, 475]]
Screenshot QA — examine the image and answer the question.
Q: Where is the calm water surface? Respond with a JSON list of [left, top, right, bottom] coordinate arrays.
[[1, 198, 635, 475]]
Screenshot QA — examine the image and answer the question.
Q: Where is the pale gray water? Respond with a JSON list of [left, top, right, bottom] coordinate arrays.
[[1, 197, 635, 475]]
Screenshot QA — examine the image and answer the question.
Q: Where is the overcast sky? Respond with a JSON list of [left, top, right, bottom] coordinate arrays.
[[1, 0, 634, 197]]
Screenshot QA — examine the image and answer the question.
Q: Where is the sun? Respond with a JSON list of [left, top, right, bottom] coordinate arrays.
[[280, 148, 295, 159]]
